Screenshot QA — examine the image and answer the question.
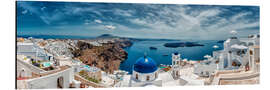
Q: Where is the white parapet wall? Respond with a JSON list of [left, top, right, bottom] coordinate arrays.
[[22, 67, 74, 89], [17, 59, 46, 77]]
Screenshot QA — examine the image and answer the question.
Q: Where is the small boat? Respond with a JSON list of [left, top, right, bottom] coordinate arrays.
[[213, 45, 219, 49]]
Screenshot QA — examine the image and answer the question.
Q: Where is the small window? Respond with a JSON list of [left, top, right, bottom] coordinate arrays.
[[136, 74, 138, 80], [146, 76, 150, 81], [250, 50, 253, 55]]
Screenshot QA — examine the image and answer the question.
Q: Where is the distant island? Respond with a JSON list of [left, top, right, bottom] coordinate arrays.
[[149, 47, 158, 50], [217, 40, 225, 43], [97, 34, 119, 38], [163, 42, 204, 48], [18, 34, 181, 42]]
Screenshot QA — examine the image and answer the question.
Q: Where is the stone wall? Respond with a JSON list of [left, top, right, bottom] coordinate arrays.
[[74, 74, 105, 88]]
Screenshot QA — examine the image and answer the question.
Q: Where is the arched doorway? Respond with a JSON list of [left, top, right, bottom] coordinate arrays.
[[135, 74, 138, 80], [18, 69, 26, 80], [20, 69, 25, 78], [57, 76, 64, 88]]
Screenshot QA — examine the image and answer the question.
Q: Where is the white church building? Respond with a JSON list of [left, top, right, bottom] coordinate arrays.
[[129, 55, 162, 87]]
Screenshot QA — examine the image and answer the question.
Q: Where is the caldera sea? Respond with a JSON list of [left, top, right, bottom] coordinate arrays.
[[119, 40, 224, 74]]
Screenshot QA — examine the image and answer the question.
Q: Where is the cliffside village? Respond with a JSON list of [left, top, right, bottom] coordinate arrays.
[[16, 32, 260, 89]]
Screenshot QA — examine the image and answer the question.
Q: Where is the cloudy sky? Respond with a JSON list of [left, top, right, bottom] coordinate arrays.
[[16, 1, 259, 40]]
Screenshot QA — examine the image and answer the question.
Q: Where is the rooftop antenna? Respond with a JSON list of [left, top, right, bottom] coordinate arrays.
[[144, 52, 148, 62], [144, 52, 147, 58]]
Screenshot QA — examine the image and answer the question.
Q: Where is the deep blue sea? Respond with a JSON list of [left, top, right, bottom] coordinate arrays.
[[119, 40, 224, 73]]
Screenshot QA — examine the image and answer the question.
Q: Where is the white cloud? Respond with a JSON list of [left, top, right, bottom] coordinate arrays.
[[40, 16, 51, 24], [114, 9, 134, 17], [41, 6, 46, 11], [120, 5, 259, 40], [196, 9, 221, 19], [94, 19, 102, 23], [84, 19, 90, 25], [105, 25, 116, 30], [19, 2, 66, 25], [22, 9, 28, 14], [230, 12, 252, 22], [84, 22, 90, 25], [38, 12, 63, 25], [129, 18, 148, 25]]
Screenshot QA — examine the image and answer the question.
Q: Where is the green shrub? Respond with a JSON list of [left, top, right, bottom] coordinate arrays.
[[32, 61, 36, 64], [79, 70, 100, 83]]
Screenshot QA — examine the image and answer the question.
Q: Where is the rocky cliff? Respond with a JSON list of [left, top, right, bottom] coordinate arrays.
[[72, 41, 128, 74]]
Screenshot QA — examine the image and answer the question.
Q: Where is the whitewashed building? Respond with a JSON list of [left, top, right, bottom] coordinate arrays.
[[17, 42, 53, 61], [193, 32, 260, 77]]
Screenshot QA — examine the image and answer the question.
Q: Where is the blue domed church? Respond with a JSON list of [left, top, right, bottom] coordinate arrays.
[[124, 53, 183, 87], [132, 55, 159, 82]]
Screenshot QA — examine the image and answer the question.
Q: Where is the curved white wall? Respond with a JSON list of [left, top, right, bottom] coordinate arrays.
[[132, 70, 158, 82], [24, 67, 74, 89]]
